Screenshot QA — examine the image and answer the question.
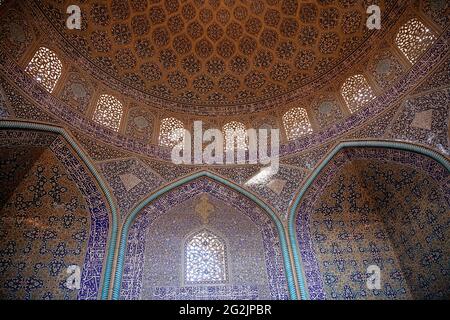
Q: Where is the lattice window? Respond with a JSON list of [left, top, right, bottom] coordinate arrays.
[[223, 121, 247, 151], [25, 47, 62, 93], [341, 74, 376, 113], [92, 94, 123, 131], [185, 229, 227, 284], [159, 117, 184, 147], [282, 107, 313, 140], [395, 18, 436, 64]]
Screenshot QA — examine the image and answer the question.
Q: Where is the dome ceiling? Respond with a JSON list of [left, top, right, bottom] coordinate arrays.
[[41, 0, 394, 108]]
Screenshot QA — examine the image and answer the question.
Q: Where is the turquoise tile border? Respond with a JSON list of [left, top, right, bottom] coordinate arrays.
[[111, 171, 298, 300], [287, 140, 450, 300], [4, 122, 447, 301], [0, 120, 118, 300]]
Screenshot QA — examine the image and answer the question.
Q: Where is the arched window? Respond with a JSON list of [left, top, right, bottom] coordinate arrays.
[[25, 47, 62, 93], [282, 107, 313, 140], [92, 94, 123, 131], [185, 229, 227, 284], [341, 74, 376, 113], [395, 18, 436, 64], [159, 117, 184, 147], [222, 121, 247, 151]]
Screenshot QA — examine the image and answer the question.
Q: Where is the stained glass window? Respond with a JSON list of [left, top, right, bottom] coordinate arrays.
[[395, 18, 436, 64], [25, 47, 63, 93], [341, 74, 376, 113], [185, 230, 227, 284], [223, 121, 247, 151], [282, 107, 313, 140], [92, 94, 123, 131], [159, 117, 184, 147]]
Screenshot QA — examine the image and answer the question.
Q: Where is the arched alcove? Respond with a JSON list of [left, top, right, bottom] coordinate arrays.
[[0, 0, 448, 302], [290, 143, 450, 300], [117, 175, 290, 300], [0, 123, 113, 300]]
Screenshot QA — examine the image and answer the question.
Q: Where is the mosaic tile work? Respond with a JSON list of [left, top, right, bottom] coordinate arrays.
[[388, 88, 450, 155], [360, 161, 450, 299], [0, 23, 448, 161], [99, 158, 164, 219], [0, 85, 10, 118], [295, 147, 449, 300], [0, 146, 47, 206], [308, 161, 412, 299], [0, 76, 57, 123], [0, 128, 58, 148], [22, 0, 408, 116], [346, 104, 399, 140], [0, 147, 90, 299], [71, 131, 130, 162], [311, 96, 344, 129], [120, 177, 289, 300], [422, 0, 449, 29], [0, 0, 448, 302], [50, 137, 110, 300], [0, 66, 171, 161], [0, 130, 58, 206], [247, 165, 308, 220], [0, 129, 110, 300], [59, 68, 96, 114], [412, 59, 450, 95], [280, 28, 449, 156], [0, 106, 9, 118], [141, 158, 200, 182], [0, 5, 34, 61], [153, 285, 259, 300], [125, 105, 155, 142], [37, 0, 398, 108], [281, 143, 332, 170], [369, 49, 406, 90], [210, 165, 263, 185]]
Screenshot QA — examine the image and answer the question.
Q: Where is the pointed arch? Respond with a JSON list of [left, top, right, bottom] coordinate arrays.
[[287, 139, 450, 300], [0, 120, 118, 300], [112, 170, 297, 300]]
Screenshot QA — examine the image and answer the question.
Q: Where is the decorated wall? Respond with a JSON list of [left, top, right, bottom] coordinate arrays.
[[0, 0, 448, 301], [295, 148, 450, 300], [120, 177, 289, 300], [0, 147, 91, 299], [0, 129, 110, 300]]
